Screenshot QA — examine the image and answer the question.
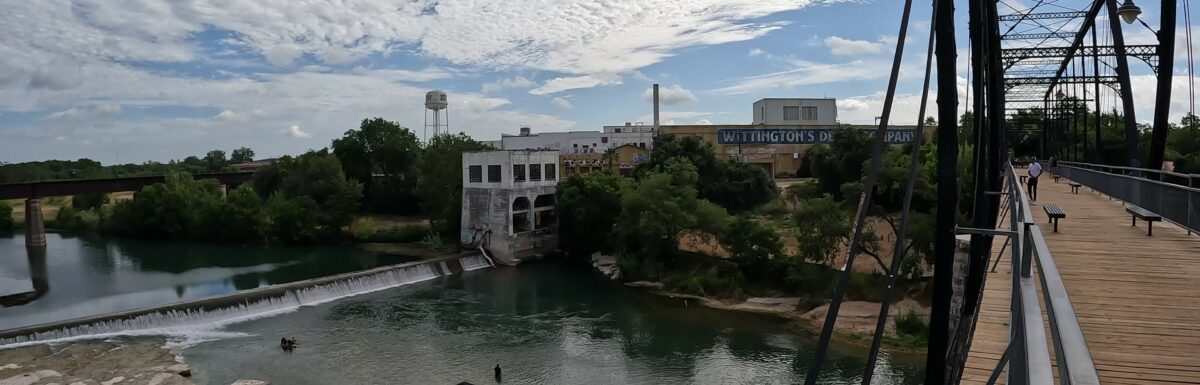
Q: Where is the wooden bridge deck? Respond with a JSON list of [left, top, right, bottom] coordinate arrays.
[[962, 173, 1200, 384]]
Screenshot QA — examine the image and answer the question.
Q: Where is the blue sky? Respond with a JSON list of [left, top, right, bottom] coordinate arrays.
[[0, 0, 1194, 163]]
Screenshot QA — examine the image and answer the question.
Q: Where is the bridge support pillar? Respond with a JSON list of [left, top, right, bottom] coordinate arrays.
[[24, 199, 46, 248]]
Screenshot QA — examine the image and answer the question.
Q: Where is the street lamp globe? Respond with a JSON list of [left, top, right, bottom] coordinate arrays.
[[1116, 0, 1142, 25]]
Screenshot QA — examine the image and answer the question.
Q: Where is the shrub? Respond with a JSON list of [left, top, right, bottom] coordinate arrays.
[[351, 218, 378, 240], [71, 192, 108, 211], [263, 193, 318, 244], [0, 204, 13, 233], [420, 231, 446, 250], [894, 310, 928, 338], [364, 224, 431, 243], [756, 197, 789, 219], [847, 272, 888, 302]]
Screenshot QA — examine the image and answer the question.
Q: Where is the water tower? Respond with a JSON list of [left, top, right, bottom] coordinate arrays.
[[425, 90, 449, 140]]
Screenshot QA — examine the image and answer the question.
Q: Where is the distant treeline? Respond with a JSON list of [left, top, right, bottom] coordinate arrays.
[[0, 147, 255, 184]]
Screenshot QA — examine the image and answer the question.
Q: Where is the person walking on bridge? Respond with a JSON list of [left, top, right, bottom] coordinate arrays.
[[1027, 157, 1043, 204]]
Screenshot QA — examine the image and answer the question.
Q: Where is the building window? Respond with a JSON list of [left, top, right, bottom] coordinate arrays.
[[615, 128, 622, 133], [513, 164, 526, 182], [512, 197, 531, 234], [802, 106, 818, 120], [530, 163, 542, 181], [487, 165, 501, 182], [783, 106, 800, 121], [545, 164, 556, 180], [601, 137, 608, 143], [468, 165, 482, 183]]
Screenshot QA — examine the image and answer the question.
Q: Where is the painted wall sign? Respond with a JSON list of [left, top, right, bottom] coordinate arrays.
[[716, 128, 917, 145]]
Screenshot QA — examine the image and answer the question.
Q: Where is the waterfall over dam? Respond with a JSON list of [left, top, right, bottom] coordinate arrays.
[[0, 254, 489, 348]]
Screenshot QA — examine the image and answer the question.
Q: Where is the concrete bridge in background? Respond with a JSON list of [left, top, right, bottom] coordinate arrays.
[[1, 172, 253, 248]]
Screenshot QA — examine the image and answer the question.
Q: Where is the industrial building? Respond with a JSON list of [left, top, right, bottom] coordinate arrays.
[[660, 98, 920, 177], [460, 150, 559, 266], [499, 124, 653, 176]]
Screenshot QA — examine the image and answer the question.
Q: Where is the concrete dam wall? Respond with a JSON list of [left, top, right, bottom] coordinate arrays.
[[0, 253, 493, 347]]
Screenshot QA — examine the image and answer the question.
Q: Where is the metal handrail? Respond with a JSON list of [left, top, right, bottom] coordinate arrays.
[[1057, 162, 1198, 234], [1059, 160, 1200, 185], [995, 161, 1099, 385]]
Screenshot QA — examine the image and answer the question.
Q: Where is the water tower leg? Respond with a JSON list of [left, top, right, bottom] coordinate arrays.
[[24, 199, 46, 248]]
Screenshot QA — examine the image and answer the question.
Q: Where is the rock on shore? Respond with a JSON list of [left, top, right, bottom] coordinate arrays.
[[0, 339, 192, 385]]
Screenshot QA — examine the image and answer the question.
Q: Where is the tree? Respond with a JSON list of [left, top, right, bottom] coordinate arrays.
[[263, 193, 318, 244], [637, 134, 776, 212], [416, 133, 488, 237], [332, 118, 423, 214], [556, 171, 633, 257], [277, 150, 363, 237], [204, 150, 227, 172], [230, 147, 256, 164], [793, 194, 851, 264], [614, 158, 729, 279], [720, 217, 783, 279], [0, 204, 14, 233], [332, 118, 421, 180], [808, 127, 874, 199], [71, 192, 108, 211]]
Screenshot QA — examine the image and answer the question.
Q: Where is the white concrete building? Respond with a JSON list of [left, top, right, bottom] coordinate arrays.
[[460, 150, 559, 266], [752, 98, 838, 125], [500, 125, 654, 154]]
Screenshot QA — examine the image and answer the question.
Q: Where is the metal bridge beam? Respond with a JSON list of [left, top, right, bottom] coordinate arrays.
[[998, 11, 1088, 21], [1149, 0, 1178, 174], [1043, 0, 1108, 99]]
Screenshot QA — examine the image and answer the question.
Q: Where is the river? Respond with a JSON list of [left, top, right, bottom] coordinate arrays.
[[0, 234, 923, 384]]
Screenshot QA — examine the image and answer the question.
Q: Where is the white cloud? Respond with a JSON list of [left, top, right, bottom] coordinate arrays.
[[712, 59, 889, 95], [551, 97, 573, 109], [531, 74, 622, 95], [749, 48, 766, 57], [695, 118, 714, 125], [286, 125, 312, 138], [644, 84, 697, 105], [482, 76, 536, 94], [824, 36, 887, 56], [635, 111, 714, 125]]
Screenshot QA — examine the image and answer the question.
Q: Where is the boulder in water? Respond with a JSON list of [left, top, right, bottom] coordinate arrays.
[[230, 380, 268, 385]]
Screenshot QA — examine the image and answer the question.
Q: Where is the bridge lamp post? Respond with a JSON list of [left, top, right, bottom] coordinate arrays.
[[1115, 0, 1142, 25]]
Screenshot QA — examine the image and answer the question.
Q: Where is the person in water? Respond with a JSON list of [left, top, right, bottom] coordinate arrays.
[[494, 364, 502, 383], [280, 337, 293, 351]]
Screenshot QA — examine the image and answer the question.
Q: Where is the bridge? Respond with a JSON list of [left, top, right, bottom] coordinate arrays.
[[1, 172, 253, 247], [796, 0, 1198, 384], [962, 162, 1199, 384]]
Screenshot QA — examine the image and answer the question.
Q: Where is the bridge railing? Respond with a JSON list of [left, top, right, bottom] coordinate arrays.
[[1057, 161, 1199, 234], [995, 161, 1099, 385]]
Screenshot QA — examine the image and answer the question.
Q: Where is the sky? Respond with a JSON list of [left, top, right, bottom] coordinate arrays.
[[0, 0, 1196, 163]]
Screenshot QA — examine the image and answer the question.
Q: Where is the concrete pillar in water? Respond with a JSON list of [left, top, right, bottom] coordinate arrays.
[[24, 199, 46, 248], [219, 184, 228, 197]]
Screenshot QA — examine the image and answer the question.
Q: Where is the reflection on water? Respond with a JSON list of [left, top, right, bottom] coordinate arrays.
[[0, 233, 416, 330], [184, 263, 923, 385]]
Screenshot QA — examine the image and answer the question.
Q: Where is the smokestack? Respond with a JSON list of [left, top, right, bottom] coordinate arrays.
[[652, 83, 660, 132]]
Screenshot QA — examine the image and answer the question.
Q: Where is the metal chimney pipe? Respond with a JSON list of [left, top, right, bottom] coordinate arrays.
[[652, 84, 660, 131]]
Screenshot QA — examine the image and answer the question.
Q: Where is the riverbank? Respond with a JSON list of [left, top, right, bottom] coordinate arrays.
[[0, 338, 271, 385], [633, 284, 930, 356]]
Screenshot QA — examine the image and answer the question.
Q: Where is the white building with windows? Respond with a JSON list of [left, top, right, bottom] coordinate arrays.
[[499, 124, 655, 154], [751, 98, 837, 125], [460, 150, 559, 266]]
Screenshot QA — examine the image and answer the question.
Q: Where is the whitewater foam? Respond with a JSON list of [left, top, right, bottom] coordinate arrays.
[[0, 255, 489, 348]]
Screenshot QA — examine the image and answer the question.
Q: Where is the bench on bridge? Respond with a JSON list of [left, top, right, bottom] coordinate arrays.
[[1043, 204, 1066, 232], [1126, 206, 1162, 236], [1068, 182, 1082, 194], [1053, 175, 1062, 183]]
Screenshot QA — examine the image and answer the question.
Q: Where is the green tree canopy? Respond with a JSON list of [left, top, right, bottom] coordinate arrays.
[[636, 134, 776, 212], [204, 150, 227, 172], [615, 158, 729, 279], [556, 171, 633, 258], [230, 147, 256, 164], [332, 118, 422, 182], [416, 133, 489, 236]]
